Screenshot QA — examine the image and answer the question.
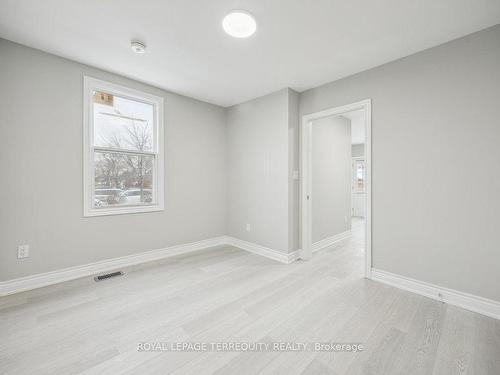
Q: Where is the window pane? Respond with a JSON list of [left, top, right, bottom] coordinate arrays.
[[356, 160, 365, 192], [93, 92, 154, 152], [93, 151, 154, 208]]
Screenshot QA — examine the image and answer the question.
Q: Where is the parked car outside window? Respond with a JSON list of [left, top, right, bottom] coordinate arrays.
[[94, 188, 124, 206], [120, 189, 153, 204]]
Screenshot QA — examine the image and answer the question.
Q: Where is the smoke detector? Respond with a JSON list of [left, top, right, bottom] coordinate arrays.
[[130, 40, 146, 54]]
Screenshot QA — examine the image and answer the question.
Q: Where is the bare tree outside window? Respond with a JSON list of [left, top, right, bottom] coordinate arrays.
[[93, 93, 155, 208]]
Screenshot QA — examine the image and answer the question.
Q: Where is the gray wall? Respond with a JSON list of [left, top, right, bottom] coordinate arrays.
[[0, 39, 227, 281], [226, 89, 290, 253], [351, 144, 365, 158], [300, 25, 500, 302], [288, 89, 300, 251], [312, 116, 352, 243]]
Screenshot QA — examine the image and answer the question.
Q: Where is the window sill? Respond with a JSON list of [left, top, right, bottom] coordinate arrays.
[[84, 205, 164, 217]]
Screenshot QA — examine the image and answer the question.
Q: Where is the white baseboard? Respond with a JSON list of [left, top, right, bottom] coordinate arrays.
[[224, 236, 299, 264], [0, 236, 227, 296], [312, 230, 351, 253], [287, 250, 301, 263], [5, 241, 498, 322], [0, 235, 302, 296], [371, 268, 500, 320]]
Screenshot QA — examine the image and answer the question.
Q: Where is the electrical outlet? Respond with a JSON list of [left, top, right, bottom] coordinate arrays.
[[246, 224, 252, 232], [17, 244, 30, 259]]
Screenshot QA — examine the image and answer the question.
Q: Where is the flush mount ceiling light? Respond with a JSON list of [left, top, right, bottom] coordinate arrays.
[[130, 40, 146, 53], [222, 11, 257, 38]]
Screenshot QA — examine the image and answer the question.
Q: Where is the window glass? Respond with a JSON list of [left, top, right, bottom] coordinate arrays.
[[355, 160, 365, 193], [93, 152, 154, 208], [93, 92, 154, 152]]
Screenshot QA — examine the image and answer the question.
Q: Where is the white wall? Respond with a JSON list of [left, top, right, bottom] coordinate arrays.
[[351, 144, 365, 158], [311, 116, 352, 243], [300, 25, 500, 302], [288, 89, 300, 252], [0, 39, 227, 281], [226, 89, 292, 253]]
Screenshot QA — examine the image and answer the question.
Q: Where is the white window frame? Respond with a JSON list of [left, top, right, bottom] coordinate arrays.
[[83, 76, 164, 217]]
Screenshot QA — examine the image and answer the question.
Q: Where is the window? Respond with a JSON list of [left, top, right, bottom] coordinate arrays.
[[83, 77, 164, 216], [354, 159, 365, 193]]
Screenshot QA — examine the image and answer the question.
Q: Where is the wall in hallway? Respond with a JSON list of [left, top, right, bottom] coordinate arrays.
[[352, 144, 365, 158], [311, 116, 352, 243], [288, 89, 300, 251]]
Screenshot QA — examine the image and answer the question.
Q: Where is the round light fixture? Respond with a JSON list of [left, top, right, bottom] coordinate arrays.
[[222, 11, 257, 38], [130, 40, 146, 53]]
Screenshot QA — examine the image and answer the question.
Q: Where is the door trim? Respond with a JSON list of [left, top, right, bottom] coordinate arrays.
[[300, 99, 372, 279]]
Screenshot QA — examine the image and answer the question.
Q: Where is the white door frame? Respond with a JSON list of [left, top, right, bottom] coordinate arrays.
[[300, 99, 372, 279]]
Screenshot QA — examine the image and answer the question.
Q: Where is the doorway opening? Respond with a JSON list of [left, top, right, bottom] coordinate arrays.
[[300, 100, 371, 278]]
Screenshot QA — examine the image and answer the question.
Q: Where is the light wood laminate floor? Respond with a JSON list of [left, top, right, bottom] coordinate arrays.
[[1, 219, 499, 374]]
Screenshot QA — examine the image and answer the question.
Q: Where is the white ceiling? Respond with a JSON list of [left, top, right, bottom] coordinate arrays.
[[1, 1, 499, 107]]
